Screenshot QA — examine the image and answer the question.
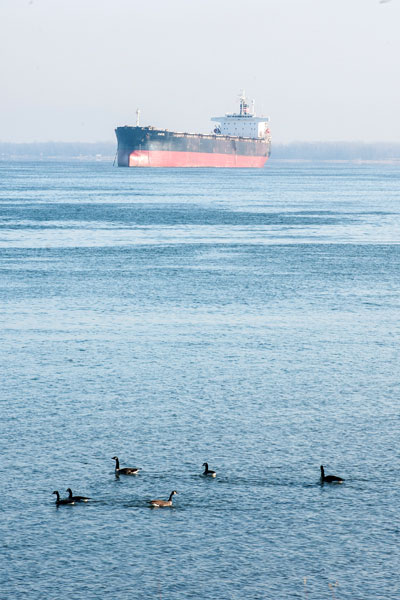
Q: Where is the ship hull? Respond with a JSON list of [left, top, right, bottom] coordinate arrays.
[[115, 126, 270, 168]]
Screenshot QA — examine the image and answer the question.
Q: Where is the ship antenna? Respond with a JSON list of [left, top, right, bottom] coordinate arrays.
[[239, 90, 246, 115], [136, 108, 141, 127]]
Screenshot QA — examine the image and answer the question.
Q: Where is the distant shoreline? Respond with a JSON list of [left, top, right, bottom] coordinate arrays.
[[2, 157, 400, 167], [1, 141, 400, 162]]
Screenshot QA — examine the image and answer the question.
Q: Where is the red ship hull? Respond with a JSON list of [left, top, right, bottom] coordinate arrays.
[[115, 125, 271, 168], [129, 150, 267, 168]]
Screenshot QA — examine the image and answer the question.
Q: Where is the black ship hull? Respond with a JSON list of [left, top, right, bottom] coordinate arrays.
[[115, 126, 271, 168]]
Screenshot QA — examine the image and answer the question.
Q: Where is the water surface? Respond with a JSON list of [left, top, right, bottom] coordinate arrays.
[[1, 160, 399, 599]]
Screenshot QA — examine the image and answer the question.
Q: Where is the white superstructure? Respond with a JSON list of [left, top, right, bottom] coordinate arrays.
[[211, 92, 270, 139]]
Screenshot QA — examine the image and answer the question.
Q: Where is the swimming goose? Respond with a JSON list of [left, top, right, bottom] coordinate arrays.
[[112, 456, 140, 476], [52, 491, 75, 505], [202, 462, 216, 477], [320, 465, 344, 483], [149, 491, 178, 508], [66, 488, 91, 502]]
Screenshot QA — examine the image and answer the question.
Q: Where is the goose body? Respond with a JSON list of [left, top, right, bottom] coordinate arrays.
[[53, 491, 75, 505], [320, 465, 344, 483], [66, 488, 91, 502], [202, 462, 216, 478], [112, 456, 140, 476], [149, 490, 178, 508]]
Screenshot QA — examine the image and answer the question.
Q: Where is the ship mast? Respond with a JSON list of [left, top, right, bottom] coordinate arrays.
[[239, 91, 249, 116], [136, 108, 140, 127]]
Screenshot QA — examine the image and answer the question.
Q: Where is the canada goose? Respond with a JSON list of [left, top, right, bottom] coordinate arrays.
[[320, 465, 344, 483], [112, 456, 140, 476], [202, 462, 216, 477], [149, 491, 178, 508], [66, 488, 91, 502], [52, 491, 74, 505]]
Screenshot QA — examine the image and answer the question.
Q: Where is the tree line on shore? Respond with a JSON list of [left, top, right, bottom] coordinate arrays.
[[1, 141, 400, 161], [272, 141, 400, 161]]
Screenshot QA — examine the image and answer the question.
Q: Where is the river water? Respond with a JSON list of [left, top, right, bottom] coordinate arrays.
[[0, 160, 399, 599]]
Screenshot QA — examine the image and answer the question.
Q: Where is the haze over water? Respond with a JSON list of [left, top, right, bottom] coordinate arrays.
[[1, 160, 399, 599]]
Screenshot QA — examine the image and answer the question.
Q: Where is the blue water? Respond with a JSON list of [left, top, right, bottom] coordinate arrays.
[[1, 160, 399, 599]]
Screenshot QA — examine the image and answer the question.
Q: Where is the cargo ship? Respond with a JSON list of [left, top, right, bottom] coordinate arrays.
[[115, 93, 271, 168]]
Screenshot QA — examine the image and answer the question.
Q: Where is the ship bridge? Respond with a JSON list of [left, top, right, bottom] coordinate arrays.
[[211, 93, 270, 139]]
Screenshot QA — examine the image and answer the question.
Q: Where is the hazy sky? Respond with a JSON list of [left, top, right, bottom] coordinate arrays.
[[1, 0, 399, 143]]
